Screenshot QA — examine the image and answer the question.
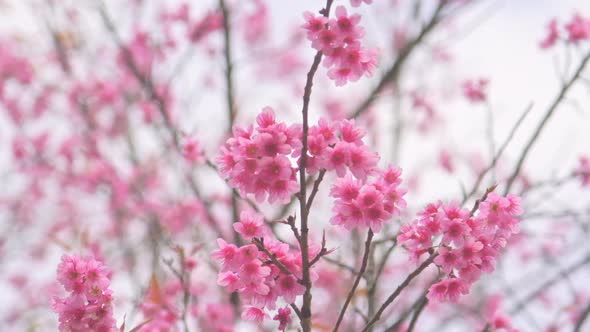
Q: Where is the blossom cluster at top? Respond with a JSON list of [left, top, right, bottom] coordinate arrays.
[[217, 108, 383, 206], [52, 255, 116, 332], [540, 13, 590, 48], [213, 211, 315, 330], [330, 166, 407, 232], [399, 193, 523, 303], [302, 6, 377, 86]]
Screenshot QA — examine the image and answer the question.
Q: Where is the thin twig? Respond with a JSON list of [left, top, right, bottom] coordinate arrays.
[[462, 103, 532, 204], [504, 51, 590, 195], [332, 229, 374, 332], [361, 254, 437, 332], [350, 1, 447, 119]]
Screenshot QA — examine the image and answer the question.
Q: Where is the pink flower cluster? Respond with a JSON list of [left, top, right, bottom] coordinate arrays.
[[213, 215, 314, 329], [576, 156, 590, 187], [462, 78, 489, 104], [139, 277, 181, 331], [399, 193, 522, 303], [302, 6, 377, 86], [52, 254, 116, 332], [306, 118, 379, 180], [182, 135, 205, 164], [217, 107, 301, 204], [330, 166, 407, 232], [540, 13, 590, 49], [0, 42, 33, 92], [218, 108, 380, 204]]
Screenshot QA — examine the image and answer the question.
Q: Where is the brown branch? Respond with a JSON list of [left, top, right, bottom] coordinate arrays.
[[574, 300, 590, 332], [253, 238, 298, 278], [332, 229, 374, 332], [462, 103, 532, 204], [361, 254, 437, 332], [306, 169, 327, 213], [218, 0, 244, 252], [297, 1, 334, 330], [406, 297, 428, 332]]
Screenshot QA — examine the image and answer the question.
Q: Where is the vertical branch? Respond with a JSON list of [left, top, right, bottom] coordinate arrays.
[[332, 229, 374, 332], [298, 2, 334, 330], [218, 0, 241, 245], [218, 0, 244, 314]]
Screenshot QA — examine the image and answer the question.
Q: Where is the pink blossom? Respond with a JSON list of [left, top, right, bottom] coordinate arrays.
[[462, 78, 489, 103], [241, 306, 268, 323], [303, 5, 377, 85], [400, 194, 522, 302], [350, 0, 373, 7], [273, 307, 292, 330], [182, 136, 205, 164], [233, 211, 265, 240], [576, 156, 590, 187], [276, 275, 305, 303], [52, 255, 116, 332], [540, 18, 559, 49], [330, 166, 406, 232], [565, 13, 590, 44], [216, 107, 300, 204]]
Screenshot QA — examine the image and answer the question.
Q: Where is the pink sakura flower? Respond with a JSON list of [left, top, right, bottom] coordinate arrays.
[[462, 78, 489, 104], [188, 11, 223, 43], [273, 307, 292, 330], [325, 143, 350, 176], [540, 18, 560, 49], [276, 275, 305, 304], [242, 306, 269, 323], [330, 166, 406, 232], [330, 6, 364, 41], [52, 255, 116, 332], [565, 13, 590, 44], [401, 195, 522, 303], [217, 272, 241, 292], [302, 12, 328, 40], [439, 149, 454, 173], [239, 260, 271, 282], [181, 136, 204, 164], [211, 238, 241, 271], [434, 247, 460, 274], [576, 156, 590, 187], [427, 278, 468, 303], [441, 218, 471, 247], [233, 211, 265, 239], [350, 0, 373, 7], [242, 0, 268, 44], [238, 244, 259, 263], [216, 107, 300, 204], [303, 6, 377, 85], [56, 255, 88, 293]]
